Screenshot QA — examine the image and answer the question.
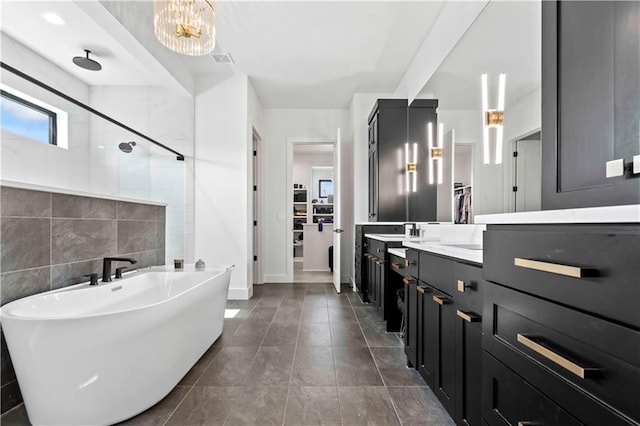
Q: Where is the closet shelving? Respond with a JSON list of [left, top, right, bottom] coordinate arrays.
[[293, 188, 308, 260], [453, 185, 472, 224], [311, 203, 334, 224]]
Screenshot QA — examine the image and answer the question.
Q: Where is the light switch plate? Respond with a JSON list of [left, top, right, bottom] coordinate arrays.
[[606, 159, 624, 178], [634, 155, 640, 174]]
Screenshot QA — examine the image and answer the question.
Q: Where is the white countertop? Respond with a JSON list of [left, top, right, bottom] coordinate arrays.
[[476, 204, 640, 224], [403, 241, 483, 265], [364, 233, 439, 242], [388, 248, 407, 258]]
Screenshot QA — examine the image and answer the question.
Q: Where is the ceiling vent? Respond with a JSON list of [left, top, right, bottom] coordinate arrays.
[[211, 53, 234, 64]]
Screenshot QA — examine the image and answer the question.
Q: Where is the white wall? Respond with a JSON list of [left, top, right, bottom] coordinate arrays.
[[261, 108, 350, 284], [195, 74, 255, 299], [293, 152, 333, 199]]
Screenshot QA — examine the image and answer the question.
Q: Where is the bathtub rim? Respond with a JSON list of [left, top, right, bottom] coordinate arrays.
[[0, 264, 235, 322]]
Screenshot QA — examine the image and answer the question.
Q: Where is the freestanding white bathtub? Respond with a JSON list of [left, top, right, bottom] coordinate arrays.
[[0, 265, 234, 426]]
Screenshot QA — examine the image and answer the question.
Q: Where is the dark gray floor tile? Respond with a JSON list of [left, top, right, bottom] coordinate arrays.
[[303, 294, 327, 308], [256, 294, 284, 308], [330, 321, 367, 347], [272, 305, 302, 324], [291, 346, 336, 386], [226, 299, 259, 310], [243, 346, 294, 386], [297, 322, 332, 347], [361, 322, 403, 348], [301, 307, 329, 323], [262, 322, 299, 346], [280, 295, 305, 308], [387, 387, 454, 426], [196, 346, 259, 386], [333, 347, 383, 386], [370, 347, 408, 369], [328, 306, 357, 322], [222, 320, 270, 347], [284, 386, 341, 426], [338, 386, 400, 426], [0, 404, 30, 426], [326, 294, 350, 307], [179, 344, 223, 386], [165, 386, 234, 426], [117, 386, 190, 425], [380, 367, 426, 386], [246, 307, 278, 322], [352, 306, 379, 322], [305, 285, 326, 295], [223, 387, 288, 426]]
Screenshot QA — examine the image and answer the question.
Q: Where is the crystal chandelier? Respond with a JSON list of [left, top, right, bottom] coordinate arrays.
[[154, 0, 216, 56]]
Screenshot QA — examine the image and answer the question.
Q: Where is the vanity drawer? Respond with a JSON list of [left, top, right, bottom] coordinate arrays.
[[389, 253, 407, 276], [483, 282, 640, 425], [482, 352, 582, 426], [367, 239, 386, 257], [483, 224, 640, 328], [405, 249, 419, 278], [419, 252, 454, 296], [453, 262, 483, 313]]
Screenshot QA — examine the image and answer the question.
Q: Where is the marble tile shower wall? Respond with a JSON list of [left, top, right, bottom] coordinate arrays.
[[0, 186, 166, 414]]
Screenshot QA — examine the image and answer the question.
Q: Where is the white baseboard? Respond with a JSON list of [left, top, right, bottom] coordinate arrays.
[[263, 274, 291, 283], [227, 286, 252, 300]]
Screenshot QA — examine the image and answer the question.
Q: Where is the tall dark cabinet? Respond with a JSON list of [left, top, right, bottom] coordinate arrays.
[[368, 99, 439, 222], [408, 99, 439, 221], [541, 0, 640, 209]]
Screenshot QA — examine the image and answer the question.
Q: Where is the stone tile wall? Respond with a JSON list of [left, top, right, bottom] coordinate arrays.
[[0, 186, 166, 413]]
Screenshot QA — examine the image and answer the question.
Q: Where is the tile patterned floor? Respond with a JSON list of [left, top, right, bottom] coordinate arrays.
[[1, 283, 454, 426]]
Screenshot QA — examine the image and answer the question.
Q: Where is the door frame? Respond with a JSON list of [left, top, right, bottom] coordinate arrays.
[[252, 127, 263, 284], [286, 136, 337, 283], [504, 128, 541, 213]]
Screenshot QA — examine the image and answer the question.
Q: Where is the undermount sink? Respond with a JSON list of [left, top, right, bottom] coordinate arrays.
[[438, 243, 483, 250]]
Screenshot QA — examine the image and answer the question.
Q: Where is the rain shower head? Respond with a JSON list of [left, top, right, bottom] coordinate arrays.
[[73, 50, 102, 71], [118, 141, 136, 153]]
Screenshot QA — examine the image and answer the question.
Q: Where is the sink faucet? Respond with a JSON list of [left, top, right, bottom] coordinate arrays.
[[403, 222, 417, 236], [103, 257, 138, 282]]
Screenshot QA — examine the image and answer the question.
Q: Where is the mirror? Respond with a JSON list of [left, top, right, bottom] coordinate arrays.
[[419, 1, 542, 220]]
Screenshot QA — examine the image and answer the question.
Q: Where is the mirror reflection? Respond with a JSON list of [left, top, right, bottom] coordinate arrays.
[[419, 1, 541, 220]]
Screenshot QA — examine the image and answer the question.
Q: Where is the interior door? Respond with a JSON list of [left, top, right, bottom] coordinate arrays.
[[332, 128, 342, 293], [513, 139, 542, 212]]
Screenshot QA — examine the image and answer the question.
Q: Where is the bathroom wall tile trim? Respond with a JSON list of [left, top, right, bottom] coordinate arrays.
[[0, 185, 166, 414]]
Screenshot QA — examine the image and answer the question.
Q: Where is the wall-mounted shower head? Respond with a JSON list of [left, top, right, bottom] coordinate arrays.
[[118, 141, 136, 153], [73, 49, 102, 71]]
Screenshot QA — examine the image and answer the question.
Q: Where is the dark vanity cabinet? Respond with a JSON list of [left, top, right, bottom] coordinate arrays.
[[367, 99, 439, 221], [365, 237, 404, 332], [482, 223, 640, 426], [354, 224, 403, 302], [404, 249, 483, 426], [541, 0, 640, 209]]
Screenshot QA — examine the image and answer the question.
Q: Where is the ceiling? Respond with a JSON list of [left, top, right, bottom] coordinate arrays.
[[0, 1, 541, 110]]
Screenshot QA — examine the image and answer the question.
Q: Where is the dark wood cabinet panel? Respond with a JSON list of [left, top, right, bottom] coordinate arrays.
[[455, 305, 482, 426], [404, 276, 418, 368], [417, 284, 436, 389], [408, 99, 439, 222], [432, 291, 456, 416], [367, 99, 439, 221], [541, 0, 640, 209]]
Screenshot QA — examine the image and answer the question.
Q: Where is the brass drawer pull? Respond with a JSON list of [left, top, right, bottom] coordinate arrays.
[[517, 422, 541, 426], [403, 277, 415, 286], [457, 280, 471, 292], [432, 295, 449, 305], [404, 259, 416, 268], [517, 334, 598, 379], [456, 310, 481, 323], [417, 286, 427, 294], [514, 258, 589, 278], [391, 262, 403, 270]]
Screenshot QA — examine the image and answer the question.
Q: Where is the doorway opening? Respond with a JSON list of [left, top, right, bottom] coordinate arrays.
[[510, 130, 541, 212], [291, 143, 335, 283], [453, 143, 474, 223]]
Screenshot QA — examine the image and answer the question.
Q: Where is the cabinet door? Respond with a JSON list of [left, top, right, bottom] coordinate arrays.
[[418, 285, 437, 388], [541, 0, 640, 209], [368, 148, 378, 220], [431, 292, 456, 416], [455, 305, 482, 426], [368, 256, 377, 307], [378, 259, 386, 315], [403, 277, 418, 367]]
